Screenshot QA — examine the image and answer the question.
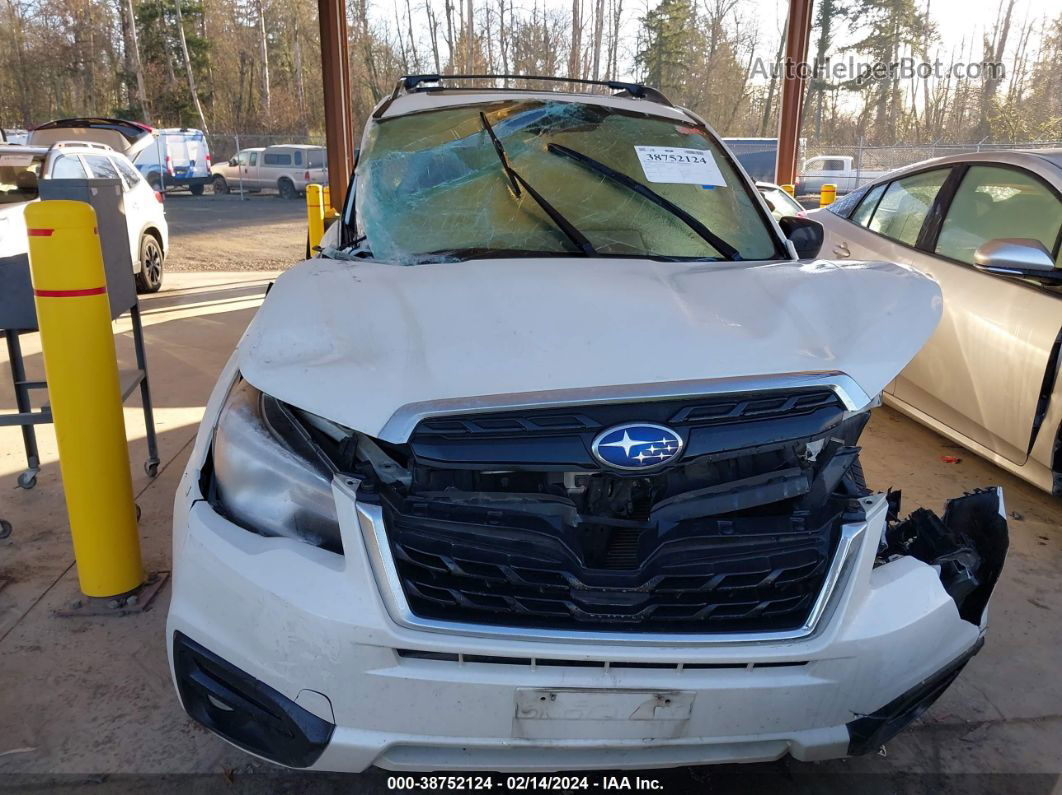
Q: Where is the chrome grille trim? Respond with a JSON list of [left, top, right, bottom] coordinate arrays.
[[377, 371, 872, 443]]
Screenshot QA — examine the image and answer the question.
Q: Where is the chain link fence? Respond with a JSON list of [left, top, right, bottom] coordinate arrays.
[[204, 132, 326, 164]]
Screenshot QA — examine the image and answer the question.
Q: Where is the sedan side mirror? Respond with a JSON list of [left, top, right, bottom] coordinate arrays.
[[973, 238, 1059, 280], [778, 216, 824, 259], [229, 158, 238, 166]]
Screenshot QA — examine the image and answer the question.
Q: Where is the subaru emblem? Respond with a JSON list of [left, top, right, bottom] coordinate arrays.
[[591, 423, 684, 471]]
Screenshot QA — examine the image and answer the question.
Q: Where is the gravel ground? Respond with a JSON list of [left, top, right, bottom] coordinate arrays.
[[164, 192, 307, 271]]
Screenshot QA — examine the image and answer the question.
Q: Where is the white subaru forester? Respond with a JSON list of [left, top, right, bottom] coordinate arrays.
[[167, 76, 1008, 773]]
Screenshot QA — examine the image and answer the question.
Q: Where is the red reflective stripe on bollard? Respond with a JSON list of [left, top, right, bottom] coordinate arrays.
[[34, 286, 108, 298], [27, 228, 55, 236]]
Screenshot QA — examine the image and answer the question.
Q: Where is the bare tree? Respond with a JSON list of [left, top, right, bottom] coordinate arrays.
[[256, 0, 271, 116], [568, 0, 582, 78], [978, 0, 1015, 138], [590, 0, 604, 79], [427, 0, 443, 73], [174, 0, 209, 131]]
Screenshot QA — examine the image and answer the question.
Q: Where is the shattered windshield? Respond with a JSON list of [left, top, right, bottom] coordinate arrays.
[[355, 100, 781, 263]]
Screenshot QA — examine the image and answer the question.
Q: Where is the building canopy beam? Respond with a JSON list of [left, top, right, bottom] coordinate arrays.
[[318, 0, 355, 213], [775, 0, 814, 186]]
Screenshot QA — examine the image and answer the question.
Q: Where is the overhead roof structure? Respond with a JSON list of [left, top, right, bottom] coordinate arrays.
[[776, 0, 812, 186]]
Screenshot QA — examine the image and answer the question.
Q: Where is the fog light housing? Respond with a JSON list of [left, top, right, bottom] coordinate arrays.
[[172, 632, 334, 768]]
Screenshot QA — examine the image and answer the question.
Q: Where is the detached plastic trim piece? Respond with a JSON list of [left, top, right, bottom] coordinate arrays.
[[172, 632, 334, 768], [846, 636, 984, 756]]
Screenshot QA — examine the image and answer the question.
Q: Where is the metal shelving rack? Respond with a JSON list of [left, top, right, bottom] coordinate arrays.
[[1, 177, 159, 535]]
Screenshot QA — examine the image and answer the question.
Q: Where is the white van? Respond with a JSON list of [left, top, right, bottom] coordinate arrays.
[[28, 119, 212, 195], [211, 144, 326, 198]]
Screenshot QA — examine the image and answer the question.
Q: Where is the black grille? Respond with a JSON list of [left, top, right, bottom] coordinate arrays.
[[414, 389, 842, 438], [409, 389, 846, 468], [368, 388, 863, 635], [381, 499, 838, 633]]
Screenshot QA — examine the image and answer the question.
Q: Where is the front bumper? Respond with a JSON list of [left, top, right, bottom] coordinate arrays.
[[167, 461, 997, 772]]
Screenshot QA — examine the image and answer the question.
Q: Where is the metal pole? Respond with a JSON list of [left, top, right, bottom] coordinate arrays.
[[774, 0, 814, 187], [236, 132, 245, 200], [855, 136, 864, 189], [4, 329, 41, 483], [129, 305, 160, 477], [318, 0, 355, 214]]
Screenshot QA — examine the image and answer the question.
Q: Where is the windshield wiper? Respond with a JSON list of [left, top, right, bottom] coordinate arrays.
[[546, 142, 741, 260], [479, 112, 597, 257]]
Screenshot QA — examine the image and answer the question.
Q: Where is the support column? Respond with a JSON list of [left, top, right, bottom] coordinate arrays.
[[318, 0, 355, 214], [775, 0, 814, 187]]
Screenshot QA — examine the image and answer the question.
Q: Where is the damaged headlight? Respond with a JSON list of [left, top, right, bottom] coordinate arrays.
[[210, 379, 342, 552]]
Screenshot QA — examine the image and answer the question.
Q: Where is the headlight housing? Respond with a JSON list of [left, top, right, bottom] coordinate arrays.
[[211, 379, 342, 553]]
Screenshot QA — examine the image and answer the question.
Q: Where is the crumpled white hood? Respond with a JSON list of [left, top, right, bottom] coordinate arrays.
[[239, 256, 942, 439]]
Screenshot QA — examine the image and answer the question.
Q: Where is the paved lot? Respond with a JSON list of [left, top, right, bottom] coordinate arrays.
[[1, 267, 1060, 793], [164, 194, 306, 272]]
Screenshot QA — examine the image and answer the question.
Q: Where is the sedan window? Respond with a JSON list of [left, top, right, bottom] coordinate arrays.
[[867, 169, 949, 246], [935, 165, 1062, 268], [850, 182, 886, 227]]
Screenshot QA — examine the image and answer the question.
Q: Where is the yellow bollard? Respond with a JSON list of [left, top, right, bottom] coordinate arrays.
[[780, 183, 795, 197], [820, 183, 837, 207], [323, 185, 338, 219], [25, 201, 144, 598], [306, 184, 326, 253]]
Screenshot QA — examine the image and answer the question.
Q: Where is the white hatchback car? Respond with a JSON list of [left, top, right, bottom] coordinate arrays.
[[0, 141, 168, 292], [168, 75, 1007, 773], [28, 118, 212, 195]]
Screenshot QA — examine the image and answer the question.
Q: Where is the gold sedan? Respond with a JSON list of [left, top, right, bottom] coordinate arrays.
[[810, 149, 1062, 494]]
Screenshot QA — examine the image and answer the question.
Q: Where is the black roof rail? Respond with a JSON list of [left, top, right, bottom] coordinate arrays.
[[374, 74, 674, 118]]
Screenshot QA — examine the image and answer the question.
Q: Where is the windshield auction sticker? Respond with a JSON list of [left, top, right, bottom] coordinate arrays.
[[634, 146, 726, 186]]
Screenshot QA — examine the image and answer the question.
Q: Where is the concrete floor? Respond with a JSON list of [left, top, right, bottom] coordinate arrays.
[[1, 271, 1060, 793]]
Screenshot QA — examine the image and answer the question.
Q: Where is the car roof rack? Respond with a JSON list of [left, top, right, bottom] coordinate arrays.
[[374, 74, 674, 118]]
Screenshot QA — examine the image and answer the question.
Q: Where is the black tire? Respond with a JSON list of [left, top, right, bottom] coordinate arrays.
[[212, 175, 229, 195], [147, 172, 163, 191], [135, 233, 164, 294], [189, 183, 205, 196], [278, 178, 297, 199]]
